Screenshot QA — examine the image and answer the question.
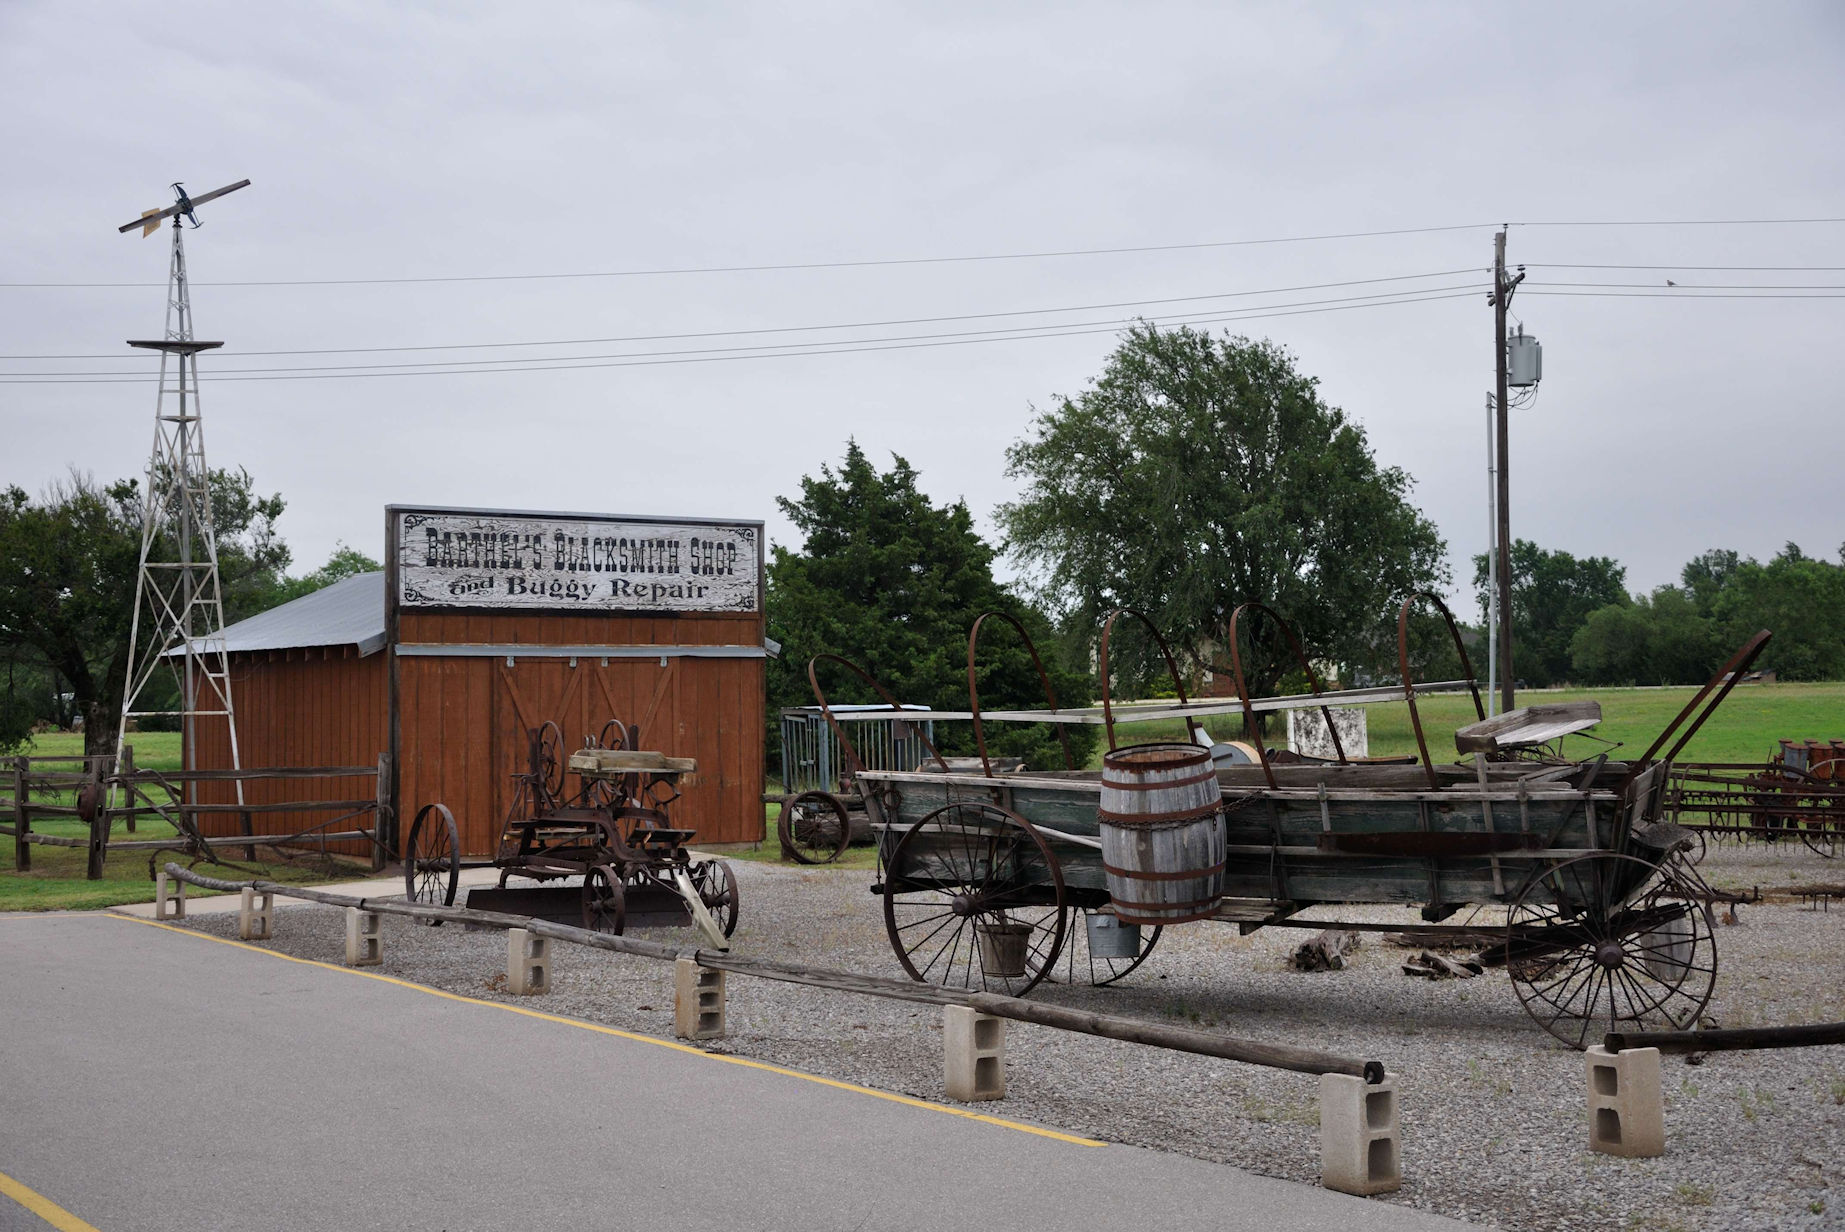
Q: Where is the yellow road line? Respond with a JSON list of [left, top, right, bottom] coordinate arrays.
[[0, 1167, 104, 1232], [107, 912, 1106, 1147]]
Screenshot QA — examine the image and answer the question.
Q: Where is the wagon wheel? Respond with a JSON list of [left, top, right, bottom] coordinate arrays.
[[533, 721, 566, 809], [582, 865, 626, 934], [688, 858, 740, 938], [1060, 909, 1163, 987], [403, 803, 460, 923], [778, 791, 853, 865], [1505, 852, 1717, 1049], [882, 801, 1067, 996], [1684, 825, 1708, 866]]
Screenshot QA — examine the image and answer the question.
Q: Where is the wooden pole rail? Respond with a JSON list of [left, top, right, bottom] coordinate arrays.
[[1605, 1022, 1845, 1055], [160, 863, 1384, 1084]]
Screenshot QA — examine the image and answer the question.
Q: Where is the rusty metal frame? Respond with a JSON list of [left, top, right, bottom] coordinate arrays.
[[1097, 607, 1200, 754], [1225, 602, 1345, 789], [966, 611, 1073, 777], [1396, 591, 1486, 789]]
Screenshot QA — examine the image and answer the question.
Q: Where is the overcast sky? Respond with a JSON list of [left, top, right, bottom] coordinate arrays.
[[4, 1, 1841, 620]]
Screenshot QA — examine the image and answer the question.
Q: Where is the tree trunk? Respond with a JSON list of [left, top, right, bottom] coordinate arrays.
[[82, 697, 117, 759]]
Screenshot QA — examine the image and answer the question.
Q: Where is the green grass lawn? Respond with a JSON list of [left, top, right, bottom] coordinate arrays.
[[2, 730, 367, 912], [1085, 681, 1845, 767]]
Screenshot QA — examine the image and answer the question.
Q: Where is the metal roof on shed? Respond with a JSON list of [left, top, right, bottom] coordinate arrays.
[[178, 571, 387, 658]]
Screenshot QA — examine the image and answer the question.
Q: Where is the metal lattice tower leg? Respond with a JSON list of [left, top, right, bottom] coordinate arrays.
[[116, 220, 243, 798]]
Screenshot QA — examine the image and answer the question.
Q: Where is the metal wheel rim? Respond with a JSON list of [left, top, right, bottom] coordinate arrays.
[[1506, 852, 1718, 1049], [881, 801, 1067, 995], [536, 721, 566, 805], [404, 803, 459, 919], [779, 791, 852, 865], [690, 859, 740, 937], [582, 866, 625, 934]]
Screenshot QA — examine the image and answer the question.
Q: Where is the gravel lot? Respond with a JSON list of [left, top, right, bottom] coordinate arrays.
[[171, 842, 1845, 1231]]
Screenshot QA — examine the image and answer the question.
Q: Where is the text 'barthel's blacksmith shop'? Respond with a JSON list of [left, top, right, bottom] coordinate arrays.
[[393, 509, 761, 614]]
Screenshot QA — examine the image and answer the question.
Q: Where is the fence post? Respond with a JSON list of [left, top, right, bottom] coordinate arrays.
[[84, 762, 107, 881], [12, 757, 28, 873]]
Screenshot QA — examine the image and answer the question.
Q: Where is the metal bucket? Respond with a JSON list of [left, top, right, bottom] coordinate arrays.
[[975, 920, 1034, 977], [1085, 911, 1142, 959], [1098, 743, 1226, 925]]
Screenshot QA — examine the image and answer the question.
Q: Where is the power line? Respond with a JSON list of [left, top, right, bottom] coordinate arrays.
[[9, 216, 1841, 291], [0, 287, 1484, 384], [1531, 281, 1845, 290], [0, 268, 1482, 360], [0, 223, 1499, 289], [4, 285, 1486, 378], [1525, 289, 1845, 299], [1527, 263, 1845, 272]]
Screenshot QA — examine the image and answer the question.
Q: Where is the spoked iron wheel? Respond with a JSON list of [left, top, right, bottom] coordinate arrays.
[[582, 865, 626, 934], [882, 801, 1067, 995], [778, 791, 853, 865], [688, 858, 741, 938], [1505, 852, 1717, 1049], [404, 803, 460, 921], [1055, 909, 1162, 987]]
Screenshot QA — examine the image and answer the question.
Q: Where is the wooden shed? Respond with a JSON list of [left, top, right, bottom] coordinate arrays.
[[184, 504, 768, 858]]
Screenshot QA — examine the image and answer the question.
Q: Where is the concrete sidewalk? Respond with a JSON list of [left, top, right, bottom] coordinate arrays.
[[0, 912, 1472, 1232]]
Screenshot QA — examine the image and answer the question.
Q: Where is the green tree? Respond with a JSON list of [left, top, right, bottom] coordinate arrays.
[[1472, 539, 1628, 687], [1707, 544, 1845, 680], [997, 323, 1447, 701], [267, 543, 381, 606], [1571, 585, 1721, 686], [767, 442, 1093, 777], [0, 469, 289, 756]]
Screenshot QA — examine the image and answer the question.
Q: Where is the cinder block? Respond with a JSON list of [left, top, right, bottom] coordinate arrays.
[[943, 1005, 1006, 1102], [1586, 1046, 1665, 1157], [674, 958, 727, 1040], [155, 871, 186, 921], [237, 887, 274, 941], [344, 907, 383, 967], [1320, 1071, 1401, 1196], [506, 928, 551, 995]]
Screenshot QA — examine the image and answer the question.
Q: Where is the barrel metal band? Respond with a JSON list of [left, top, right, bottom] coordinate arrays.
[[1099, 806, 1225, 826], [1102, 860, 1227, 882], [1098, 769, 1219, 792]]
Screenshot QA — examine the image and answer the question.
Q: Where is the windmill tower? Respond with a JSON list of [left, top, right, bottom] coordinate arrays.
[[114, 180, 251, 788]]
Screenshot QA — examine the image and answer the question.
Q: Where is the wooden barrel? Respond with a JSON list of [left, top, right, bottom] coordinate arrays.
[[1097, 743, 1226, 925]]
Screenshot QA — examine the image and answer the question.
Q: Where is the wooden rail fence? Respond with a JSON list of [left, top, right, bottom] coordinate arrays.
[[161, 862, 1386, 1085], [2, 750, 391, 879]]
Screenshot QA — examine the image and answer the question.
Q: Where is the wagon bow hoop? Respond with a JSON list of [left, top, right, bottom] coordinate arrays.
[[1226, 602, 1345, 790], [806, 653, 949, 780], [1396, 591, 1485, 790], [1098, 607, 1199, 754], [967, 611, 1074, 777]]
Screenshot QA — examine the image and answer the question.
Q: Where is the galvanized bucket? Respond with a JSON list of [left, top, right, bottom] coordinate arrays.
[[1085, 910, 1143, 959]]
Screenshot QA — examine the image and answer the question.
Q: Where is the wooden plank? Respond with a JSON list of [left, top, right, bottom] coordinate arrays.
[[1455, 702, 1603, 752], [568, 749, 697, 774]]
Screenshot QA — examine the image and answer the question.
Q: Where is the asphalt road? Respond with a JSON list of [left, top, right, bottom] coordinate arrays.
[[0, 913, 1469, 1231]]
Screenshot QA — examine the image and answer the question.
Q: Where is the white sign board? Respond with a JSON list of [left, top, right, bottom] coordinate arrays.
[[393, 509, 761, 613]]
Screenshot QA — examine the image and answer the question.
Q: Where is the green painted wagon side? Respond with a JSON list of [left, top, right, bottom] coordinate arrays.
[[862, 760, 1672, 911]]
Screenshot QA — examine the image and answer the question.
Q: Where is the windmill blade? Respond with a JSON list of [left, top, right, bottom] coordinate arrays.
[[116, 179, 250, 234], [185, 179, 251, 209], [119, 204, 180, 234]]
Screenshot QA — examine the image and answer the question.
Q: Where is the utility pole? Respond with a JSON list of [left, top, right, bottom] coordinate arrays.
[[1489, 228, 1524, 715], [1485, 393, 1498, 716]]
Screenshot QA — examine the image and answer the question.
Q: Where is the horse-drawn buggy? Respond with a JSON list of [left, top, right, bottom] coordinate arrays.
[[806, 598, 1767, 1048], [403, 719, 739, 948]]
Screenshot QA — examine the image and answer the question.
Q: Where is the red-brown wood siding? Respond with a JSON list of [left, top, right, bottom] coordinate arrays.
[[184, 649, 387, 859], [185, 607, 765, 860]]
